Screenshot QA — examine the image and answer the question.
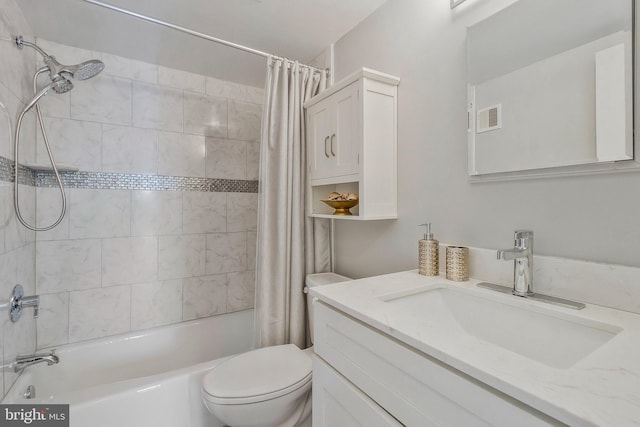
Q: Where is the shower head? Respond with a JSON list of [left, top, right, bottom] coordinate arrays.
[[70, 60, 105, 81], [22, 78, 73, 112], [15, 36, 105, 83]]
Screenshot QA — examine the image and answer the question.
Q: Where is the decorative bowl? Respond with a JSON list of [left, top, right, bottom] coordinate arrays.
[[321, 199, 359, 216]]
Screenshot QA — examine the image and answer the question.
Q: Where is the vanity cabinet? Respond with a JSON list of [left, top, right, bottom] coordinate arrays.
[[313, 301, 564, 427], [304, 68, 399, 220]]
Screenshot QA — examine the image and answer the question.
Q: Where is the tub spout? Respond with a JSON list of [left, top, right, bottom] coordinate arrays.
[[14, 350, 59, 373]]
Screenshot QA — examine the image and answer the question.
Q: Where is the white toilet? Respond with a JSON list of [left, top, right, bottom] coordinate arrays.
[[201, 272, 351, 427]]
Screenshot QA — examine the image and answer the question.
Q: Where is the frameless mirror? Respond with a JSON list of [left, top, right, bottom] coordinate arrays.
[[467, 0, 634, 178]]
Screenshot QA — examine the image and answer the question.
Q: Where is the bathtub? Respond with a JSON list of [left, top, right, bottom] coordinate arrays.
[[2, 310, 254, 427]]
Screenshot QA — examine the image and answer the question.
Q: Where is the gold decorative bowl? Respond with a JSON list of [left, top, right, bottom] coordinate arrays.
[[321, 199, 359, 216]]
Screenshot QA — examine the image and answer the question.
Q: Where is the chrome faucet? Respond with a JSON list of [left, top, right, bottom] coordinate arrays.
[[14, 350, 59, 373], [497, 230, 533, 296], [478, 230, 586, 310]]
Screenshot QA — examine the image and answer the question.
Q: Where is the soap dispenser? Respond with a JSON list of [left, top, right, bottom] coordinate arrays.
[[418, 223, 439, 276]]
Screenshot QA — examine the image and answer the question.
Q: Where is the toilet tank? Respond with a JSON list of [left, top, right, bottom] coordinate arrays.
[[305, 272, 351, 343]]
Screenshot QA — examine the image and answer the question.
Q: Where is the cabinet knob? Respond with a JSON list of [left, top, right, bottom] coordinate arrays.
[[330, 134, 336, 156], [324, 136, 330, 158]]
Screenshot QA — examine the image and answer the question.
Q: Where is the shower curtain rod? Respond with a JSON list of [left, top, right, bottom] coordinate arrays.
[[80, 0, 327, 75]]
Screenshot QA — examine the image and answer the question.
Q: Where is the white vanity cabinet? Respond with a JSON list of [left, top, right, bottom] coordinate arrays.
[[304, 68, 399, 220], [313, 301, 564, 427]]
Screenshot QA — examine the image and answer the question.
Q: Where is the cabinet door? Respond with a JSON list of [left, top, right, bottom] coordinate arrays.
[[333, 83, 360, 177], [308, 102, 334, 180], [313, 356, 404, 427]]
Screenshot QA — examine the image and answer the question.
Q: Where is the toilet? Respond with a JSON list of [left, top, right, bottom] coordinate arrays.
[[201, 272, 351, 427]]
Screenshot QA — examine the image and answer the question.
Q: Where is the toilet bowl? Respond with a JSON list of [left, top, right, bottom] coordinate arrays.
[[201, 272, 351, 427]]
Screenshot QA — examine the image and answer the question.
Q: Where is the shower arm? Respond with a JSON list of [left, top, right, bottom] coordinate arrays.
[[15, 36, 51, 60]]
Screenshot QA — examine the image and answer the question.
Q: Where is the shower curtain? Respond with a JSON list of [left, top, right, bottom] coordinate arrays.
[[254, 58, 330, 349]]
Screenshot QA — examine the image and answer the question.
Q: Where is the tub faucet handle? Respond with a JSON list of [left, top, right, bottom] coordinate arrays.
[[0, 285, 40, 322]]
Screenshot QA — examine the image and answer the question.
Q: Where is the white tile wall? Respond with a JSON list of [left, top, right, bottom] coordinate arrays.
[[36, 117, 102, 171], [228, 270, 256, 312], [102, 236, 158, 286], [228, 100, 262, 142], [21, 38, 264, 351], [206, 232, 247, 275], [131, 280, 183, 330], [182, 192, 227, 234], [132, 83, 183, 132], [184, 91, 228, 137], [205, 138, 247, 179], [36, 292, 69, 348], [0, 0, 38, 398], [70, 75, 133, 126], [102, 125, 158, 174], [68, 189, 131, 238], [246, 142, 261, 180], [131, 191, 182, 236], [36, 187, 70, 241], [158, 131, 206, 177], [158, 234, 207, 280], [227, 193, 258, 232], [101, 52, 158, 84], [158, 66, 207, 93], [182, 274, 227, 321], [68, 286, 131, 342], [36, 239, 102, 293]]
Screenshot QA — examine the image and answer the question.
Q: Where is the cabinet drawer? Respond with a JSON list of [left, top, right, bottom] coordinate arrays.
[[314, 302, 563, 427], [313, 356, 403, 427]]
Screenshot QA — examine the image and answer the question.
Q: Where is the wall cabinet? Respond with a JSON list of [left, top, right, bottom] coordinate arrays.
[[308, 82, 360, 180], [304, 68, 399, 220], [313, 301, 564, 427]]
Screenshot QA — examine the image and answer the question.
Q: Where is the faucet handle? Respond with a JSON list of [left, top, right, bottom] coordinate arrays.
[[514, 230, 533, 248]]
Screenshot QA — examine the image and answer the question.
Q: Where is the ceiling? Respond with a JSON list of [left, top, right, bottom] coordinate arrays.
[[15, 0, 388, 87]]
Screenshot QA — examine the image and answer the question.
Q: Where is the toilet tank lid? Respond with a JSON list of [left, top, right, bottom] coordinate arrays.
[[305, 272, 351, 287]]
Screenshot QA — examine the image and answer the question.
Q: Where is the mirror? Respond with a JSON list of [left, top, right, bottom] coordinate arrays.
[[467, 0, 634, 178]]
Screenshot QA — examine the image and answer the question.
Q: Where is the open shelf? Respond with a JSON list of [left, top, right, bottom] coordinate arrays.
[[310, 182, 360, 218]]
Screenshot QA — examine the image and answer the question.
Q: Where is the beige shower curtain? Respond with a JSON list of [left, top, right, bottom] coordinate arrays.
[[254, 57, 330, 349]]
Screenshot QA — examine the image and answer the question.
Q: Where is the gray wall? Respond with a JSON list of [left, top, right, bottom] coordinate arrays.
[[331, 0, 640, 279]]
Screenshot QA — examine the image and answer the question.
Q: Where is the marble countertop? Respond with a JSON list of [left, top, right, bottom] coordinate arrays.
[[310, 270, 640, 427]]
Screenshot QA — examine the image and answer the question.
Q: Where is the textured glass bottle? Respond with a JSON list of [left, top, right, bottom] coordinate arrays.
[[418, 223, 439, 276]]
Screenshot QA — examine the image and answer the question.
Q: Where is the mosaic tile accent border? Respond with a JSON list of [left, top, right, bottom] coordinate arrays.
[[0, 156, 258, 193], [0, 156, 36, 186]]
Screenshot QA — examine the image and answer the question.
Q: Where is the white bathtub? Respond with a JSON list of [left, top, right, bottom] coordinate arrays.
[[2, 310, 255, 427]]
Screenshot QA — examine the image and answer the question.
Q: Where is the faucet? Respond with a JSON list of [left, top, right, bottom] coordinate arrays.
[[497, 230, 533, 297], [14, 350, 59, 373], [478, 230, 585, 310]]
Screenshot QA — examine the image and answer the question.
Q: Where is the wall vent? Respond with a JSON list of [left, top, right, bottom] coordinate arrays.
[[476, 104, 502, 133]]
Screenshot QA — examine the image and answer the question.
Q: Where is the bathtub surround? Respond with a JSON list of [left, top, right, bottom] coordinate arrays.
[[0, 0, 39, 399], [22, 38, 263, 350], [254, 59, 329, 349]]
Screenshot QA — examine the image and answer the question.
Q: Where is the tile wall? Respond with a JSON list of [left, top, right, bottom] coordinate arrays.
[[0, 0, 37, 397], [32, 39, 263, 349]]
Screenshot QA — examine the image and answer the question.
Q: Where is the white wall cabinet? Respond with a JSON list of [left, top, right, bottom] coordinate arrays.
[[308, 82, 360, 180], [304, 68, 399, 220], [313, 301, 565, 427]]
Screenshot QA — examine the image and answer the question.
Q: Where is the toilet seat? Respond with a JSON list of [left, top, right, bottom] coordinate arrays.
[[202, 344, 312, 405]]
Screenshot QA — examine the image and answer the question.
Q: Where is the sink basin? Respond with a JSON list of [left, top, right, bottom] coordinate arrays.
[[381, 287, 622, 369]]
